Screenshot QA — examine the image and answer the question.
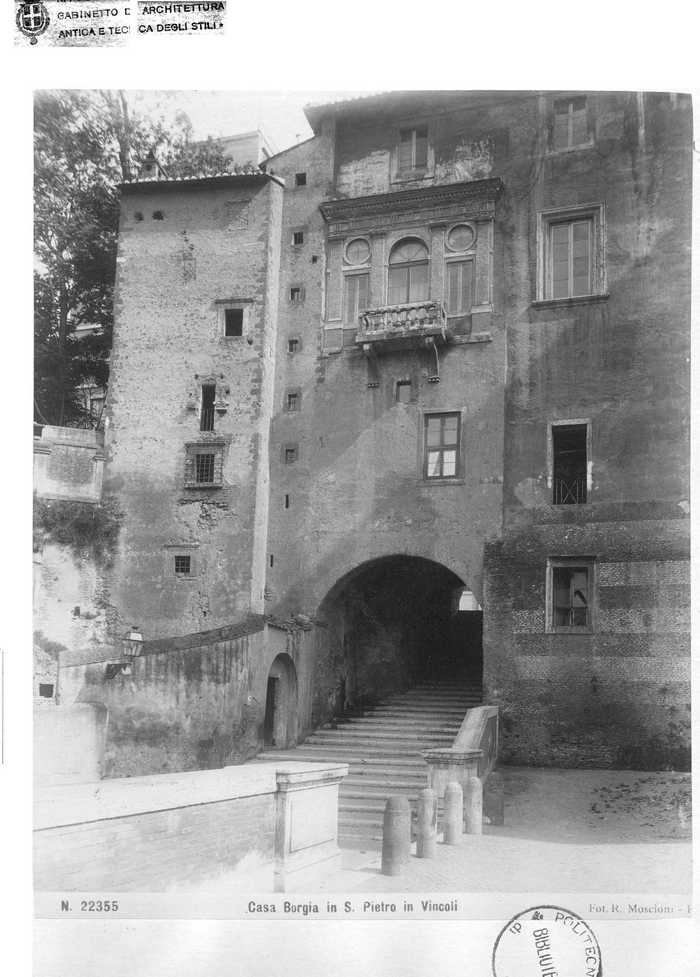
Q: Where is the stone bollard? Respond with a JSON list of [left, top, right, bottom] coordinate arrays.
[[443, 781, 463, 845], [416, 789, 438, 859], [381, 795, 412, 876], [464, 776, 483, 834]]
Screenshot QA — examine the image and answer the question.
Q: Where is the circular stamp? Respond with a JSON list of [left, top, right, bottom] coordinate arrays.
[[493, 905, 602, 977]]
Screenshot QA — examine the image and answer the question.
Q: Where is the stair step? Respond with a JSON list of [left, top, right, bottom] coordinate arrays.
[[260, 676, 483, 849], [326, 719, 461, 731], [307, 731, 455, 744]]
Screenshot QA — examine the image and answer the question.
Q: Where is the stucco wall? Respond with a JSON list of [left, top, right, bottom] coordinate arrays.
[[105, 176, 283, 639], [68, 620, 316, 778]]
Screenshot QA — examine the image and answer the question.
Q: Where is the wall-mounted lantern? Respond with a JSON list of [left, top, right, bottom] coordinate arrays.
[[106, 627, 143, 679]]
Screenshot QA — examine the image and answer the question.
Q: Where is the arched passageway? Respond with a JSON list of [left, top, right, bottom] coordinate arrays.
[[263, 653, 298, 749], [315, 556, 482, 722]]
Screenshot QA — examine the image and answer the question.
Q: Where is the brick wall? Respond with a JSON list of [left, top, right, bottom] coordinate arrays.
[[35, 791, 274, 891], [484, 512, 691, 769]]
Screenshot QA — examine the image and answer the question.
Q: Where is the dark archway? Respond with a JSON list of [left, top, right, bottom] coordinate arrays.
[[263, 653, 298, 749], [315, 556, 482, 722]]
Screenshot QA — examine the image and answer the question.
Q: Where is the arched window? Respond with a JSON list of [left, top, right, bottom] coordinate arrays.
[[388, 239, 429, 305]]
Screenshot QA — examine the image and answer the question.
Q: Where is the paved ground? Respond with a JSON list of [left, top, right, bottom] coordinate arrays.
[[299, 767, 692, 894]]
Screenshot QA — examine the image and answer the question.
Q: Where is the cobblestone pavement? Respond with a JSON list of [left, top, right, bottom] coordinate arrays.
[[300, 767, 692, 894]]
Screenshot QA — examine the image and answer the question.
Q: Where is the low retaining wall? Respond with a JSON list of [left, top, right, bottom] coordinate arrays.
[[35, 761, 347, 893]]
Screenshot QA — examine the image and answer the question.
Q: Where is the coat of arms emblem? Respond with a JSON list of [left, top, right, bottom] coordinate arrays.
[[16, 2, 50, 44]]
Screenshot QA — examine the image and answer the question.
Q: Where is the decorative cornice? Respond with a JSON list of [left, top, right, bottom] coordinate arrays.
[[320, 178, 504, 231]]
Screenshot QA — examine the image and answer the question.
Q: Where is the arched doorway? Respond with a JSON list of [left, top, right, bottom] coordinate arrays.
[[315, 555, 483, 723], [263, 654, 298, 749]]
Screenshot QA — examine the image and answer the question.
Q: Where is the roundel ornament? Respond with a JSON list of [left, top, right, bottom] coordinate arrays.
[[17, 2, 50, 44]]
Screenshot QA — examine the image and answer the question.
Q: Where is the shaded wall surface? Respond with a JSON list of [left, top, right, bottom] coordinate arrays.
[[72, 619, 315, 778], [484, 511, 691, 769]]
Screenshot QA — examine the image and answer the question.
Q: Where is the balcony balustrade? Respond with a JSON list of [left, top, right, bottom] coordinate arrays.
[[356, 300, 446, 352]]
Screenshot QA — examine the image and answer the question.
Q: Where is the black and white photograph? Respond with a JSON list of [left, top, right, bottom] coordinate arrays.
[[3, 20, 698, 975]]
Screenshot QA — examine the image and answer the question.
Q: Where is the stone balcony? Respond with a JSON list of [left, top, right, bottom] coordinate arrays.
[[356, 300, 446, 353]]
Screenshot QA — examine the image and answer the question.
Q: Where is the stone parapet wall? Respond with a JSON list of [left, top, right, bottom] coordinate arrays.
[[34, 426, 104, 503], [34, 761, 347, 893]]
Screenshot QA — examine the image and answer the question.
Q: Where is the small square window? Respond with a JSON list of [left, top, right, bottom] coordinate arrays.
[[152, 211, 164, 221], [396, 381, 411, 404], [175, 555, 191, 575], [424, 412, 461, 479], [39, 684, 54, 699], [289, 287, 304, 302], [295, 173, 307, 187], [286, 392, 299, 411], [185, 443, 224, 487], [283, 444, 299, 464], [225, 309, 244, 337], [288, 338, 300, 353], [292, 231, 305, 245]]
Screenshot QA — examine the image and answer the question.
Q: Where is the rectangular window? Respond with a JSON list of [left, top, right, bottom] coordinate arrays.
[[288, 338, 300, 353], [344, 273, 369, 325], [399, 126, 428, 171], [538, 204, 604, 303], [225, 309, 243, 337], [547, 558, 595, 633], [184, 443, 224, 487], [552, 424, 588, 504], [200, 384, 216, 432], [292, 231, 304, 245], [424, 413, 460, 479], [295, 172, 307, 187], [550, 220, 591, 298], [39, 684, 54, 698], [174, 555, 191, 575], [289, 286, 304, 302], [388, 264, 429, 305], [446, 260, 474, 315], [286, 392, 299, 411], [396, 381, 411, 403], [195, 454, 215, 483], [554, 96, 588, 150], [284, 445, 298, 464]]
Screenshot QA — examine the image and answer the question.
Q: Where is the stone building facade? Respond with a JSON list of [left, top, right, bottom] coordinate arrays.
[[93, 91, 691, 772]]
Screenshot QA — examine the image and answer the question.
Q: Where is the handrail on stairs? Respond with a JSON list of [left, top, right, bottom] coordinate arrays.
[[450, 704, 499, 783]]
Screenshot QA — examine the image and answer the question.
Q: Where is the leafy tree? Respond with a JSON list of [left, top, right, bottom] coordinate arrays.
[[34, 90, 235, 427]]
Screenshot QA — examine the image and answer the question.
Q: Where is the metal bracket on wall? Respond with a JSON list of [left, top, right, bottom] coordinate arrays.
[[361, 342, 380, 387], [426, 338, 441, 382]]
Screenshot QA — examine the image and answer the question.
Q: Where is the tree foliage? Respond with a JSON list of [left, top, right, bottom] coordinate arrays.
[[34, 91, 234, 427]]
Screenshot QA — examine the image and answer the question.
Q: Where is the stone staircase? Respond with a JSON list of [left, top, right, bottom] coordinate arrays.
[[261, 679, 481, 848]]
